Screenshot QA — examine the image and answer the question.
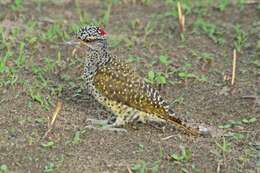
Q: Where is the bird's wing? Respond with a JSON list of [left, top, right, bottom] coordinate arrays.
[[93, 59, 199, 136]]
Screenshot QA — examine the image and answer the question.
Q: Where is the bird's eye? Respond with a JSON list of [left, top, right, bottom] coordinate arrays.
[[97, 28, 101, 34]]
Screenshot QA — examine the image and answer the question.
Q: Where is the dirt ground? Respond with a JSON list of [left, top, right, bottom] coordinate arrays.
[[0, 0, 259, 173]]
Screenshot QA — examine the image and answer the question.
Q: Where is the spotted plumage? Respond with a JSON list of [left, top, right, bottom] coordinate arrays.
[[73, 25, 200, 136]]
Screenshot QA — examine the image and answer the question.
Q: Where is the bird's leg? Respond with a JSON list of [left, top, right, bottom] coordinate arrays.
[[85, 116, 127, 133], [144, 114, 167, 131], [85, 118, 109, 126]]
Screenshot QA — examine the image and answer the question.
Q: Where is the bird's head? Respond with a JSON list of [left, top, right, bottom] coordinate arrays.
[[66, 25, 108, 49], [75, 25, 108, 42]]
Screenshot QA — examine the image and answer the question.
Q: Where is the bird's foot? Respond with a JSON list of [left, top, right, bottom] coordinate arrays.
[[147, 120, 166, 132], [145, 116, 166, 132], [85, 118, 127, 133]]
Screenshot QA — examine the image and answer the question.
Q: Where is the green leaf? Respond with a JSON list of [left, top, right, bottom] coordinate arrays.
[[171, 153, 184, 161], [182, 147, 192, 160], [256, 161, 260, 168], [251, 60, 260, 68], [225, 132, 245, 140], [131, 164, 141, 171], [159, 55, 170, 64], [257, 40, 260, 49], [44, 162, 55, 172], [218, 123, 232, 129], [72, 131, 81, 144], [248, 117, 257, 123], [242, 117, 256, 124], [242, 118, 249, 123], [127, 55, 142, 62], [218, 0, 229, 11], [178, 71, 196, 78], [229, 120, 242, 125], [232, 133, 244, 140], [151, 161, 160, 172], [41, 141, 54, 148], [170, 147, 191, 161], [148, 71, 155, 81], [156, 74, 167, 84], [0, 164, 8, 172], [197, 75, 208, 82]]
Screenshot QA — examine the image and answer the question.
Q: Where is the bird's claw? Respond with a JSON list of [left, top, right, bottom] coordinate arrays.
[[85, 118, 127, 133]]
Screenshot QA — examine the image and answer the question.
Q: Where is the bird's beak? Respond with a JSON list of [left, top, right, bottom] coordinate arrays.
[[64, 39, 94, 49], [64, 39, 82, 46]]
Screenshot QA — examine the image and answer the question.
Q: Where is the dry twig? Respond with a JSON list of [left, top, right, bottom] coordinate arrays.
[[43, 101, 62, 139], [177, 2, 185, 33], [161, 135, 175, 140], [127, 164, 133, 173], [231, 49, 237, 85]]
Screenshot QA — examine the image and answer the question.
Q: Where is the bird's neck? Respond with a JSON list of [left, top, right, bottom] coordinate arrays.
[[84, 40, 112, 81], [89, 39, 111, 66]]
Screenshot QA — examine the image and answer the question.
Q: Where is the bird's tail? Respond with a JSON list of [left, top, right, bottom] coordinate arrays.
[[164, 109, 200, 137]]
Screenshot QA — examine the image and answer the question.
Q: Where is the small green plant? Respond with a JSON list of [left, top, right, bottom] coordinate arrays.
[[138, 144, 144, 152], [199, 52, 214, 63], [74, 0, 92, 24], [44, 162, 55, 172], [41, 141, 55, 148], [237, 0, 245, 9], [131, 161, 146, 173], [108, 34, 133, 48], [178, 71, 196, 79], [146, 55, 173, 85], [41, 24, 64, 41], [196, 75, 208, 82], [194, 19, 225, 45], [218, 0, 229, 11], [159, 55, 170, 65], [141, 0, 153, 5], [216, 137, 231, 153], [218, 117, 257, 129], [11, 0, 23, 11], [31, 65, 47, 75], [257, 40, 260, 49], [170, 147, 192, 161], [172, 62, 207, 82], [15, 42, 26, 67], [0, 164, 8, 173], [147, 71, 167, 85], [241, 117, 257, 124], [251, 60, 260, 68], [234, 25, 247, 52], [144, 18, 158, 40], [225, 132, 245, 140], [131, 160, 160, 173], [190, 50, 214, 65], [127, 55, 143, 62], [43, 57, 56, 72], [29, 89, 50, 109], [0, 52, 13, 74], [101, 0, 113, 26], [257, 160, 260, 168], [218, 119, 242, 129], [72, 130, 86, 145]]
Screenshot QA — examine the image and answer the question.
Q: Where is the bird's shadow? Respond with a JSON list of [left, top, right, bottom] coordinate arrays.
[[60, 85, 114, 121]]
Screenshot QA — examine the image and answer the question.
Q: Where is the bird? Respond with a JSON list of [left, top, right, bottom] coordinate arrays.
[[67, 25, 205, 136]]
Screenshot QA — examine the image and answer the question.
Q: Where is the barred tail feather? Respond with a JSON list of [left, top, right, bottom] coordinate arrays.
[[165, 108, 200, 136]]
